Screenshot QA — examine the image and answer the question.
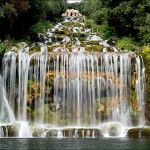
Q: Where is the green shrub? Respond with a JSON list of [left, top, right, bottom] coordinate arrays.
[[93, 23, 114, 39], [116, 37, 135, 51], [90, 8, 108, 25], [85, 19, 95, 29], [29, 20, 52, 39], [138, 14, 150, 44], [141, 45, 150, 64], [0, 42, 6, 55], [0, 39, 16, 54]]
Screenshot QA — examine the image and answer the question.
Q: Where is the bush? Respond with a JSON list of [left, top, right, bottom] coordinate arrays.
[[142, 45, 150, 63], [0, 42, 6, 55], [84, 19, 95, 29], [138, 14, 150, 44], [0, 39, 15, 54], [90, 8, 108, 25], [29, 20, 52, 40], [93, 23, 115, 39], [116, 37, 135, 51]]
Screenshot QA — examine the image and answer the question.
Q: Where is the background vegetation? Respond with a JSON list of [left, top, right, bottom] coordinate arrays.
[[0, 0, 67, 40]]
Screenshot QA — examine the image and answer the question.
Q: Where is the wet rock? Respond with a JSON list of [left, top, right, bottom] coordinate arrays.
[[32, 128, 46, 137], [46, 130, 58, 137], [128, 128, 150, 138], [11, 42, 28, 52], [1, 125, 19, 137], [127, 128, 140, 138], [141, 128, 150, 138], [107, 39, 116, 46]]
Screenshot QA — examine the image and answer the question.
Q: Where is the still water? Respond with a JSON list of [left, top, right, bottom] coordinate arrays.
[[0, 138, 150, 150]]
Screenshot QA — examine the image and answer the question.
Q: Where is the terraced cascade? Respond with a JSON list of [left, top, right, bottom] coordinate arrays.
[[0, 16, 146, 138]]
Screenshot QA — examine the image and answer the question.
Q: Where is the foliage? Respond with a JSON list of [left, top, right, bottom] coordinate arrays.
[[84, 19, 95, 29], [137, 14, 150, 44], [0, 0, 67, 40], [107, 0, 150, 44], [29, 20, 52, 41], [90, 8, 108, 25], [93, 24, 114, 40], [142, 45, 150, 62], [84, 19, 114, 40], [0, 39, 15, 54], [116, 37, 135, 51]]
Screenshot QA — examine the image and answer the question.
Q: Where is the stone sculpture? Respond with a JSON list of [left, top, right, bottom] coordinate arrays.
[[62, 9, 82, 18]]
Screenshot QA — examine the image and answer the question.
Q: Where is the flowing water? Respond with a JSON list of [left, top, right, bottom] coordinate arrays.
[[0, 17, 146, 138]]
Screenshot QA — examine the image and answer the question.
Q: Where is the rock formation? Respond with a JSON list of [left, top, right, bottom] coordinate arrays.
[[62, 9, 82, 18]]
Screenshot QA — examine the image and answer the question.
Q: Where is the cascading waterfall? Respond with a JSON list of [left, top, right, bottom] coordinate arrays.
[[0, 16, 145, 138], [2, 51, 145, 126]]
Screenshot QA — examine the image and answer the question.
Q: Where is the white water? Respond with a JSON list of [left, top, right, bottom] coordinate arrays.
[[0, 75, 15, 123], [0, 127, 4, 137], [19, 122, 32, 137]]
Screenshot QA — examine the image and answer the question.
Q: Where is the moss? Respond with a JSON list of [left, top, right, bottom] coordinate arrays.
[[47, 42, 53, 45], [64, 29, 72, 36], [128, 127, 150, 138], [141, 128, 150, 137], [53, 29, 65, 35], [51, 36, 56, 42], [127, 128, 139, 138], [116, 37, 135, 51], [85, 45, 103, 52], [47, 46, 53, 52], [29, 46, 40, 54], [62, 22, 84, 28], [86, 41, 99, 45]]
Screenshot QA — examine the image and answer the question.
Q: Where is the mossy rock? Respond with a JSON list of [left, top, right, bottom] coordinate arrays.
[[127, 128, 140, 138], [51, 36, 56, 42], [141, 128, 150, 138], [62, 22, 83, 28], [64, 29, 72, 36], [29, 46, 41, 54], [46, 130, 58, 137], [4, 125, 19, 137], [53, 29, 65, 35], [32, 128, 46, 137], [47, 46, 53, 52], [56, 36, 63, 41], [62, 129, 74, 137], [128, 128, 150, 138], [86, 41, 100, 45], [47, 42, 53, 45], [85, 45, 103, 52]]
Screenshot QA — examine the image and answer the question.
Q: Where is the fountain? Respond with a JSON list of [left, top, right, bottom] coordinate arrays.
[[0, 13, 146, 138]]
